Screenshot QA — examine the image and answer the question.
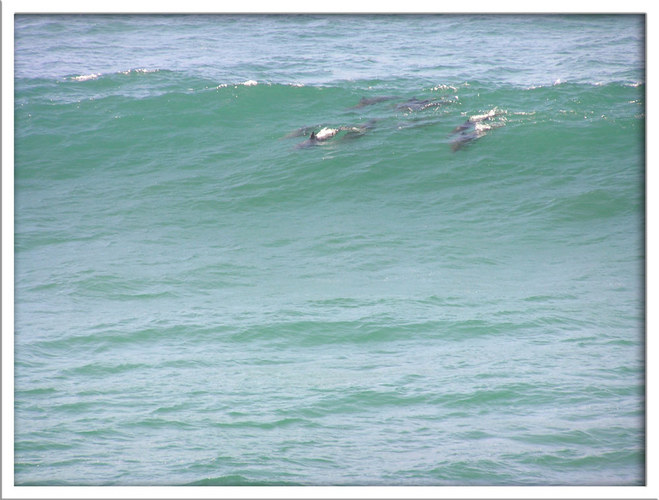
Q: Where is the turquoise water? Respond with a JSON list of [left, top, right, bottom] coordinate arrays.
[[14, 14, 645, 486]]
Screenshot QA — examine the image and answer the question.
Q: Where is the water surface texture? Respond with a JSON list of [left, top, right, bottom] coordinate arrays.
[[14, 14, 645, 486]]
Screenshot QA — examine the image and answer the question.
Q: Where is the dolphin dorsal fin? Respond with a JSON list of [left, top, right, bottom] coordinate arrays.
[[310, 131, 316, 139]]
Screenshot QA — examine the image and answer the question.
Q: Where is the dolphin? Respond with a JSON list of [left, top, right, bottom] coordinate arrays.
[[338, 119, 377, 140], [396, 117, 444, 131], [450, 109, 505, 151], [295, 128, 337, 149], [450, 126, 489, 152], [283, 125, 322, 139], [295, 120, 377, 149], [349, 96, 397, 109], [396, 97, 454, 112]]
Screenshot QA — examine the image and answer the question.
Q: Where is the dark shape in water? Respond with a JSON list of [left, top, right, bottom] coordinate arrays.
[[349, 96, 398, 109], [396, 117, 444, 131], [450, 109, 505, 152], [295, 119, 377, 149], [282, 125, 322, 139], [396, 97, 454, 112]]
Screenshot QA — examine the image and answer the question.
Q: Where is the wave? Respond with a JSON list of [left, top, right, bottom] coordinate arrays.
[[186, 475, 301, 486], [14, 75, 644, 259], [70, 72, 102, 82]]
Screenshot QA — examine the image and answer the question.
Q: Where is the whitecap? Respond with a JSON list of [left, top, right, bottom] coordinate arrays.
[[119, 68, 159, 75], [71, 73, 101, 81], [431, 84, 458, 92], [216, 80, 260, 89]]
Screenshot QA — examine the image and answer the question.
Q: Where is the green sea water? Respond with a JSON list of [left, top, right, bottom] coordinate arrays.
[[13, 14, 645, 486]]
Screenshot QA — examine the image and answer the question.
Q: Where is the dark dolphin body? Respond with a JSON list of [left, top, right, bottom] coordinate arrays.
[[294, 119, 378, 149], [396, 117, 444, 131], [347, 118, 377, 134], [450, 127, 485, 152], [295, 130, 323, 149], [283, 125, 321, 139], [349, 96, 398, 109], [449, 110, 504, 151], [396, 97, 454, 112]]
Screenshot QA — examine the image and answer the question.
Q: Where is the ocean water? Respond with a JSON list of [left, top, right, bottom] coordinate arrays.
[[13, 14, 645, 486]]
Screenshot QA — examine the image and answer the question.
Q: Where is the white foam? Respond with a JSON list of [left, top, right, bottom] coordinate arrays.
[[119, 68, 159, 75], [216, 80, 262, 89], [71, 73, 101, 81], [431, 84, 458, 92], [469, 108, 499, 122]]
